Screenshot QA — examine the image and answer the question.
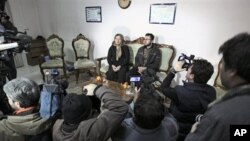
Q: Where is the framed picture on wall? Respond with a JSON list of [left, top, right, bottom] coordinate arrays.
[[85, 6, 102, 22], [149, 3, 177, 24]]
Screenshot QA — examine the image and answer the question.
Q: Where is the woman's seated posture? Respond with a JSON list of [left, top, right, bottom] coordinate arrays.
[[106, 33, 130, 83]]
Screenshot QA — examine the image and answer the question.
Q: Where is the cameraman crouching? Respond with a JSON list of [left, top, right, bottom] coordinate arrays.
[[160, 59, 216, 141], [0, 78, 53, 141]]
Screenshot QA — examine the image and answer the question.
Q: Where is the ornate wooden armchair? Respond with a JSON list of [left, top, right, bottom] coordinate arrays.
[[72, 34, 96, 83], [39, 34, 67, 81], [96, 37, 176, 85]]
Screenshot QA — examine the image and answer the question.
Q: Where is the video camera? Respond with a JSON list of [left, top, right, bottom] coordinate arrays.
[[0, 10, 32, 77], [0, 1, 32, 115], [178, 53, 195, 70], [128, 68, 161, 95], [0, 11, 32, 54], [44, 69, 68, 95]]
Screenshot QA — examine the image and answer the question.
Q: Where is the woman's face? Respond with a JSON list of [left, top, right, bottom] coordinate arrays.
[[114, 35, 123, 46]]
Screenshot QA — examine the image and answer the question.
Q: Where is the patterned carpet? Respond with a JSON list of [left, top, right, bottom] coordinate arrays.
[[66, 72, 92, 94]]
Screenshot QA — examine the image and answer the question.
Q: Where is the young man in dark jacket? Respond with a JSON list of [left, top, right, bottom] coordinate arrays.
[[112, 89, 178, 141], [126, 33, 161, 83], [161, 59, 216, 141], [185, 33, 250, 141]]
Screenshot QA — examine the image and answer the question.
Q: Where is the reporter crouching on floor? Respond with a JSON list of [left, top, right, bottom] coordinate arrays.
[[52, 84, 128, 141], [0, 77, 53, 141]]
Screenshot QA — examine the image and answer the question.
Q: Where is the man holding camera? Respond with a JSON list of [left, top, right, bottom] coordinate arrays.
[[0, 13, 18, 115], [160, 58, 216, 141], [0, 12, 18, 81], [185, 33, 250, 141]]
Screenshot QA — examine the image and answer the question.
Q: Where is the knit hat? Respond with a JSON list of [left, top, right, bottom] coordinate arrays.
[[62, 93, 92, 124]]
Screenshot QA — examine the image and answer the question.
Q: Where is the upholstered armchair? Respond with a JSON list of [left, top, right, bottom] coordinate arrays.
[[39, 34, 67, 81], [72, 34, 96, 83]]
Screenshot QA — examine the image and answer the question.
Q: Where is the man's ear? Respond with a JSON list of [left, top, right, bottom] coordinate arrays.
[[14, 101, 21, 109], [228, 69, 237, 77], [190, 73, 195, 80]]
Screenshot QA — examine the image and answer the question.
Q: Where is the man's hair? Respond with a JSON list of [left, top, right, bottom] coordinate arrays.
[[133, 92, 165, 129], [191, 59, 214, 84], [3, 77, 40, 108], [145, 33, 154, 41], [219, 33, 250, 82]]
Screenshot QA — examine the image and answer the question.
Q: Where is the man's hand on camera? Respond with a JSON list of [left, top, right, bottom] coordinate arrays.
[[173, 61, 186, 72], [138, 67, 146, 74], [133, 87, 141, 102], [83, 84, 97, 96]]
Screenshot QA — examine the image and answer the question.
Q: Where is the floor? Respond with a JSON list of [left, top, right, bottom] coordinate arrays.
[[17, 65, 43, 84]]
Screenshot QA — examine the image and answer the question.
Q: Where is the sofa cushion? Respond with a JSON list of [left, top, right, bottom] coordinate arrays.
[[126, 43, 142, 65], [100, 65, 109, 74], [159, 47, 174, 71], [41, 58, 63, 68], [74, 59, 96, 69]]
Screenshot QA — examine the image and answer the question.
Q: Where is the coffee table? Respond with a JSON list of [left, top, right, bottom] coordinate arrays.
[[82, 78, 134, 103]]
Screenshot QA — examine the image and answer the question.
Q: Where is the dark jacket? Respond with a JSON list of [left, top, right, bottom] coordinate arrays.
[[106, 45, 130, 83], [112, 113, 179, 141], [52, 86, 129, 141], [161, 72, 216, 139], [135, 43, 161, 71], [107, 45, 130, 67], [185, 84, 250, 141]]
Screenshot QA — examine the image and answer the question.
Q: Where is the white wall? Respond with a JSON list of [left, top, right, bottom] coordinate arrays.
[[7, 0, 250, 83], [8, 0, 42, 37]]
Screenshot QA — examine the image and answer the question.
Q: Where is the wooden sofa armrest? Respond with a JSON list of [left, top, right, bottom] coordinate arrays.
[[95, 57, 107, 75], [95, 56, 107, 61]]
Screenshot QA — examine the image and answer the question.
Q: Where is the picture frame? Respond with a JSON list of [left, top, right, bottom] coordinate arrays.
[[85, 6, 102, 22], [149, 3, 177, 24]]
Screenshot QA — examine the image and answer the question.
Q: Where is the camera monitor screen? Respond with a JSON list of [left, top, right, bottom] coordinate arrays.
[[130, 76, 140, 82]]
